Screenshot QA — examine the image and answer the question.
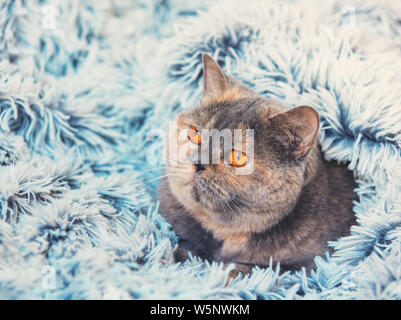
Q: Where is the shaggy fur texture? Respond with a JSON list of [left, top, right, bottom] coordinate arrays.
[[0, 0, 401, 299]]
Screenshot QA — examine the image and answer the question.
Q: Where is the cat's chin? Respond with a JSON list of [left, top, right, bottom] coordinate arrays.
[[191, 186, 238, 216]]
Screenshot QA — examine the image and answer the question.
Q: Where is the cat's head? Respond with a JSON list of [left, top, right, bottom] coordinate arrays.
[[165, 53, 320, 229]]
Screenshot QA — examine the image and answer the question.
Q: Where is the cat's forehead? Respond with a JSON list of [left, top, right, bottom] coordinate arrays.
[[180, 96, 273, 129]]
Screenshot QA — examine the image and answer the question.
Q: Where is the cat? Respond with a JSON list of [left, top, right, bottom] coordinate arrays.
[[158, 53, 357, 278]]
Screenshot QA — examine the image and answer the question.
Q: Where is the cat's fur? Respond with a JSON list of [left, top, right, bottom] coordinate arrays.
[[158, 53, 357, 276]]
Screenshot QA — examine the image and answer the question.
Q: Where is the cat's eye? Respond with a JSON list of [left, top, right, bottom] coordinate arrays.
[[229, 150, 248, 167], [189, 126, 202, 145]]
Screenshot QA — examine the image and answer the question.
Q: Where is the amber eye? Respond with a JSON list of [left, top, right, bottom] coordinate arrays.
[[188, 126, 202, 144], [229, 150, 248, 167]]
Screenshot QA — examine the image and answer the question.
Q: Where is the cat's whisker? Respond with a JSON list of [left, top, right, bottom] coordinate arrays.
[[231, 197, 246, 210], [135, 167, 168, 173], [144, 173, 181, 184], [224, 200, 237, 216]]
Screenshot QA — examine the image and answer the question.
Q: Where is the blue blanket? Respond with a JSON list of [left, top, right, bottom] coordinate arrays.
[[1, 0, 401, 299]]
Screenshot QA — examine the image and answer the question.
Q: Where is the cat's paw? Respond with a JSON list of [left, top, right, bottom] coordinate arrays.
[[173, 246, 190, 263], [226, 263, 253, 285]]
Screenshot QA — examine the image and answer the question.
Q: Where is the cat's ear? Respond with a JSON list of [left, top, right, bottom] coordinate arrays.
[[202, 53, 228, 98], [270, 106, 320, 159]]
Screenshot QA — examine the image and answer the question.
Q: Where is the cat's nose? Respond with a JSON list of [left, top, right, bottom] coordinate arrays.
[[195, 163, 206, 172]]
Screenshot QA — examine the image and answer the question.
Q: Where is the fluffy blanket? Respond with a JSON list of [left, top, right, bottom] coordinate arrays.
[[1, 0, 401, 299]]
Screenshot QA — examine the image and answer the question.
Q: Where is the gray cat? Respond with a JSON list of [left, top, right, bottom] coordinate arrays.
[[158, 53, 356, 278]]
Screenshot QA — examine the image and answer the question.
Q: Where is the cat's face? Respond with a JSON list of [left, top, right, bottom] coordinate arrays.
[[166, 54, 319, 226]]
